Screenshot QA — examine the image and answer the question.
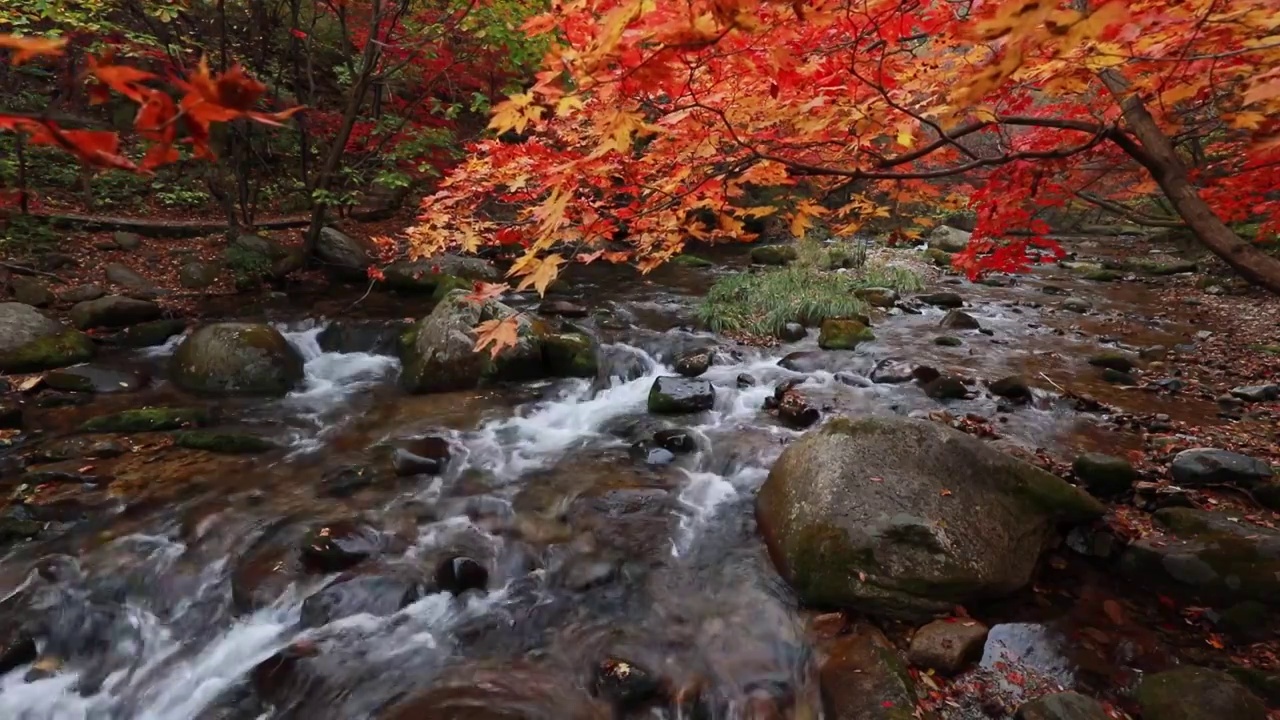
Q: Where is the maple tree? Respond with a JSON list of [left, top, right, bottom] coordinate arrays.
[[409, 0, 1280, 322]]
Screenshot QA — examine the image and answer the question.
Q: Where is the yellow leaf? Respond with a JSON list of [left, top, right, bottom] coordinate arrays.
[[1232, 111, 1267, 130], [515, 253, 565, 296], [473, 317, 520, 359], [556, 95, 584, 117], [896, 125, 914, 148]]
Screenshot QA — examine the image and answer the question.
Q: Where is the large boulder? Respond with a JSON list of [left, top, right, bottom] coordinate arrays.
[[316, 227, 377, 279], [381, 256, 497, 293], [398, 290, 546, 393], [756, 416, 1104, 618], [1118, 508, 1280, 605], [1135, 666, 1265, 720], [69, 295, 161, 330], [0, 303, 95, 373], [170, 323, 305, 396], [928, 225, 971, 253]]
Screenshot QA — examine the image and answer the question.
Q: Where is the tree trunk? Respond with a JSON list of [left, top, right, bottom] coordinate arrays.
[[1101, 70, 1280, 294]]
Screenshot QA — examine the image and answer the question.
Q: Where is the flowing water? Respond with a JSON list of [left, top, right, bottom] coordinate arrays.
[[0, 242, 1213, 719]]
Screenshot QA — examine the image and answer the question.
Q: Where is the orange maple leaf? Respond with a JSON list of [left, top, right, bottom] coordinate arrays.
[[465, 281, 509, 304], [472, 317, 520, 359], [176, 58, 304, 128], [0, 34, 67, 65]]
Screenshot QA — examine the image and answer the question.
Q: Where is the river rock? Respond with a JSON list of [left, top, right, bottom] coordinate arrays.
[[820, 624, 918, 720], [174, 431, 278, 454], [1060, 298, 1092, 313], [399, 290, 546, 393], [299, 571, 424, 628], [70, 296, 161, 330], [756, 416, 1104, 618], [750, 245, 797, 266], [1072, 453, 1138, 495], [777, 322, 807, 342], [939, 309, 980, 330], [917, 292, 963, 308], [1087, 351, 1135, 372], [104, 262, 163, 296], [0, 400, 23, 430], [989, 375, 1032, 401], [923, 375, 968, 400], [1230, 384, 1279, 402], [1016, 692, 1110, 720], [538, 299, 588, 318], [11, 277, 54, 307], [779, 352, 834, 377], [1118, 507, 1280, 605], [104, 318, 187, 348], [299, 521, 384, 574], [44, 364, 146, 393], [928, 225, 971, 253], [1170, 448, 1273, 487], [316, 319, 411, 356], [934, 335, 962, 347], [0, 303, 95, 373], [1136, 666, 1265, 720], [31, 437, 127, 462], [171, 323, 305, 396], [543, 333, 598, 378], [869, 360, 916, 384], [818, 319, 875, 350], [433, 556, 489, 595], [855, 287, 899, 308], [315, 227, 377, 279], [59, 284, 104, 304], [925, 247, 953, 268], [648, 377, 714, 414], [381, 256, 498, 293], [654, 428, 698, 454], [179, 261, 221, 289], [674, 348, 713, 377], [80, 406, 208, 433], [908, 619, 989, 674]]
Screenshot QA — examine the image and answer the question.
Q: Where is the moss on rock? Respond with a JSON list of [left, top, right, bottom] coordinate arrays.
[[173, 431, 278, 454], [0, 329, 96, 373], [80, 407, 209, 433], [818, 318, 875, 350], [542, 333, 598, 378]]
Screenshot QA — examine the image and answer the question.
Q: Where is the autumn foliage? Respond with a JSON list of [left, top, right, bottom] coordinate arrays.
[[409, 0, 1280, 303]]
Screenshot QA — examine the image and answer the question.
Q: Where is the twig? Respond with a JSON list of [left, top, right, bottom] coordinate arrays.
[[1038, 372, 1066, 393], [0, 262, 68, 285]]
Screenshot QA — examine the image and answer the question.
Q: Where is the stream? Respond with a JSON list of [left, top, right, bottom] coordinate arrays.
[[0, 240, 1216, 719]]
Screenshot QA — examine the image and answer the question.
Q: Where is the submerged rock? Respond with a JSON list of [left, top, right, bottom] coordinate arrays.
[[43, 364, 146, 393], [171, 323, 305, 396], [1136, 666, 1265, 720], [299, 571, 424, 628], [648, 376, 715, 414], [80, 407, 208, 433], [939, 309, 981, 330], [0, 303, 95, 373], [923, 375, 968, 400], [989, 375, 1032, 402], [103, 319, 187, 348], [917, 292, 964, 308], [820, 624, 918, 720], [316, 319, 411, 355], [756, 416, 1104, 618], [1016, 692, 1110, 720], [173, 431, 278, 454], [818, 318, 875, 350]]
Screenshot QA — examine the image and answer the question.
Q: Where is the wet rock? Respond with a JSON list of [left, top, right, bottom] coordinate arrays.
[[928, 225, 971, 253], [1140, 345, 1168, 361], [674, 348, 714, 377], [104, 318, 187, 348], [299, 571, 424, 628], [69, 295, 161, 330], [1216, 600, 1270, 643], [20, 469, 106, 485], [1041, 285, 1068, 296], [179, 261, 221, 289], [934, 336, 962, 347], [1136, 666, 1265, 720], [1118, 508, 1280, 605], [631, 443, 676, 465], [315, 227, 377, 279], [299, 521, 383, 574], [104, 262, 163, 296], [750, 245, 798, 266], [11, 276, 54, 307], [382, 664, 604, 720], [174, 431, 278, 454], [0, 303, 96, 373], [1087, 351, 1135, 372], [1072, 453, 1138, 495], [391, 447, 445, 476], [671, 254, 714, 268], [818, 318, 875, 350], [400, 290, 546, 393], [648, 376, 714, 414], [43, 364, 146, 393], [59, 284, 105, 304], [1015, 692, 1110, 720], [0, 399, 23, 430], [925, 247, 954, 268], [317, 464, 383, 498], [820, 624, 918, 720], [869, 360, 916, 384], [855, 287, 899, 308], [592, 657, 666, 712], [171, 323, 305, 396], [381, 256, 497, 293], [917, 292, 963, 308], [939, 309, 981, 330], [1231, 384, 1279, 403], [777, 322, 807, 342], [0, 517, 43, 546], [908, 619, 989, 675], [31, 437, 127, 462], [989, 375, 1031, 402], [654, 428, 698, 454], [539, 299, 588, 318], [0, 622, 38, 675], [1060, 298, 1091, 313], [1170, 448, 1273, 488], [923, 375, 968, 400], [1065, 526, 1121, 560], [80, 406, 208, 433], [778, 350, 830, 373], [757, 416, 1103, 618], [433, 556, 489, 595], [1082, 269, 1123, 282], [775, 384, 820, 429], [315, 319, 411, 355], [542, 333, 599, 378], [1101, 368, 1137, 385], [737, 373, 757, 388], [834, 372, 872, 388]]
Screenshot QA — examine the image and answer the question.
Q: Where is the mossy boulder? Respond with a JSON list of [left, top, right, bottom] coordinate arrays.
[[1082, 269, 1123, 282], [171, 323, 305, 396], [924, 248, 954, 268], [0, 303, 96, 372], [818, 319, 875, 350], [670, 254, 714, 268], [381, 256, 497, 293], [316, 227, 377, 280], [179, 261, 222, 289], [1135, 666, 1265, 720], [1072, 453, 1138, 495], [430, 275, 473, 303], [173, 431, 279, 454], [399, 290, 546, 393], [1087, 351, 1136, 372], [1118, 508, 1280, 605], [80, 407, 209, 433], [750, 245, 798, 266], [855, 287, 899, 308], [757, 416, 1104, 619], [927, 225, 971, 253], [542, 333, 598, 378]]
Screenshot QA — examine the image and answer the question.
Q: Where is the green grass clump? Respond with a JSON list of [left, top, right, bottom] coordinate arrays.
[[696, 262, 924, 337]]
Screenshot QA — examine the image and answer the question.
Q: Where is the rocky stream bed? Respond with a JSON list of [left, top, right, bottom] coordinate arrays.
[[0, 234, 1277, 720]]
